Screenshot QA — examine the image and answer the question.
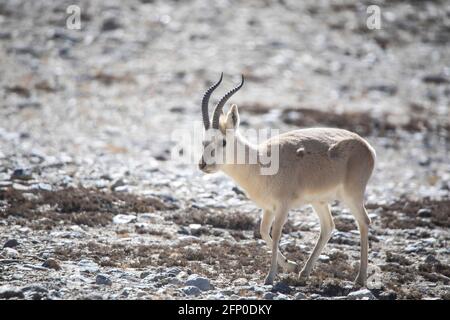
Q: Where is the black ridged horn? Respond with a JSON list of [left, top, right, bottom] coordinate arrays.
[[201, 73, 223, 129], [212, 75, 244, 129]]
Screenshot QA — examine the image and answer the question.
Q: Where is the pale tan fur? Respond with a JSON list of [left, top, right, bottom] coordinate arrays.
[[200, 105, 376, 286]]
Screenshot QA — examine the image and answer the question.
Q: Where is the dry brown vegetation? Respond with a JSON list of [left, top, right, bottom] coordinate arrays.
[[0, 187, 176, 229]]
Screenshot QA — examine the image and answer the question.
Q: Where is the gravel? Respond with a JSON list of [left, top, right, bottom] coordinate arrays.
[[263, 292, 276, 300], [42, 259, 61, 271], [3, 248, 19, 259], [113, 214, 137, 224], [294, 292, 307, 300], [96, 274, 113, 286], [10, 168, 33, 181], [0, 286, 25, 299], [3, 239, 19, 248], [185, 275, 212, 291], [347, 289, 377, 300], [182, 286, 202, 297], [271, 282, 292, 294], [0, 0, 449, 301]]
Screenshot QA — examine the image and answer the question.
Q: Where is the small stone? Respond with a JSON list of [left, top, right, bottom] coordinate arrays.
[[111, 179, 126, 190], [182, 286, 201, 296], [84, 294, 104, 300], [23, 263, 47, 271], [294, 292, 307, 300], [96, 274, 112, 286], [329, 231, 357, 246], [273, 293, 289, 300], [155, 154, 168, 161], [0, 286, 24, 299], [0, 181, 11, 187], [38, 183, 52, 191], [78, 259, 100, 273], [3, 247, 19, 258], [378, 291, 397, 300], [113, 214, 137, 224], [3, 239, 19, 248], [0, 32, 11, 40], [188, 224, 202, 236], [419, 157, 431, 167], [208, 293, 226, 299], [101, 17, 121, 31], [166, 267, 182, 276], [185, 274, 212, 291], [418, 208, 432, 218], [178, 226, 190, 235], [114, 185, 130, 193], [405, 243, 421, 253], [61, 176, 74, 187], [22, 193, 39, 201], [69, 225, 85, 233], [21, 285, 48, 300], [271, 282, 292, 294], [422, 74, 449, 84], [10, 168, 33, 181], [347, 289, 376, 300], [232, 278, 248, 286], [140, 213, 164, 221], [425, 255, 440, 265], [367, 84, 397, 95], [17, 101, 41, 110], [42, 258, 61, 270], [168, 277, 182, 285], [120, 289, 130, 298], [144, 273, 167, 282], [12, 183, 32, 191], [263, 292, 276, 300], [95, 180, 108, 189], [422, 238, 436, 246], [178, 235, 200, 243], [290, 231, 303, 238], [318, 254, 330, 263], [21, 285, 48, 294], [169, 106, 185, 113]]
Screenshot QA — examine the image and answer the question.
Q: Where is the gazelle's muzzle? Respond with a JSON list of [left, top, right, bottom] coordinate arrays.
[[198, 157, 207, 171]]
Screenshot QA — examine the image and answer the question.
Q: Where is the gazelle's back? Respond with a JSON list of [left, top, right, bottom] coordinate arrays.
[[261, 128, 375, 202]]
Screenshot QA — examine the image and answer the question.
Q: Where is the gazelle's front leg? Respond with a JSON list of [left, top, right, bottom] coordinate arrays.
[[260, 210, 298, 273], [264, 205, 289, 285]]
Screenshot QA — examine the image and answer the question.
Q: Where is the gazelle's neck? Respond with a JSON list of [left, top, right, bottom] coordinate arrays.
[[221, 132, 262, 192]]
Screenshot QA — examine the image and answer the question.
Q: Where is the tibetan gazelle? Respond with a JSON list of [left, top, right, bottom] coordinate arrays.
[[198, 73, 376, 286]]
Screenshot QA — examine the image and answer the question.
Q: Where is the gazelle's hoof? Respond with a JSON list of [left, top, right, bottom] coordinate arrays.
[[264, 275, 274, 285], [354, 274, 367, 287], [298, 269, 310, 280]]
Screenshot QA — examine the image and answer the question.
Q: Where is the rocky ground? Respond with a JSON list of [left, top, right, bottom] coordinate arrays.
[[0, 0, 449, 300]]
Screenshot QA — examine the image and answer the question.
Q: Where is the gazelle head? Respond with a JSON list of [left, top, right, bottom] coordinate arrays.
[[199, 73, 244, 173]]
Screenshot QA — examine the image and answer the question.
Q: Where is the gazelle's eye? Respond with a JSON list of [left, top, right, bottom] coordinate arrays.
[[222, 140, 226, 147]]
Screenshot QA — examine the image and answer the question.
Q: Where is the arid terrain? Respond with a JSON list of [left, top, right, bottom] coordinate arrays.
[[0, 0, 449, 300]]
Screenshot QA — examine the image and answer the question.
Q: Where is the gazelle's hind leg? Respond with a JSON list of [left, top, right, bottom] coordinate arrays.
[[341, 142, 374, 286], [343, 195, 371, 286], [299, 202, 334, 279], [260, 210, 298, 273]]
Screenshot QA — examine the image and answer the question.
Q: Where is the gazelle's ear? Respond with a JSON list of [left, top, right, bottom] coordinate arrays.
[[225, 104, 240, 130]]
